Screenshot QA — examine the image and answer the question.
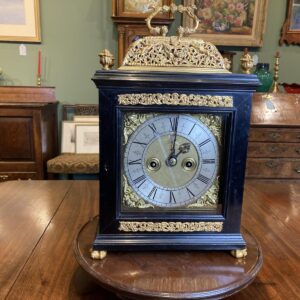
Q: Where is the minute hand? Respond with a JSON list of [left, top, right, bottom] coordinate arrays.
[[169, 116, 179, 157]]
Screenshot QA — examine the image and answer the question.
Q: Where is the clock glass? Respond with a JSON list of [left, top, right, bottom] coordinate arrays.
[[121, 112, 225, 211]]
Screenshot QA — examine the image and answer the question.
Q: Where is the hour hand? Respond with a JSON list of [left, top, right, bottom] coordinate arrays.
[[174, 143, 191, 158]]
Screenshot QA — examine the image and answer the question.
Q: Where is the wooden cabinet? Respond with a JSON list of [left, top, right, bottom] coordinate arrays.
[[246, 93, 300, 180], [0, 87, 58, 181]]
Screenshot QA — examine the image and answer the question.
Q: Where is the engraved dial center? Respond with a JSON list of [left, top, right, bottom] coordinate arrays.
[[144, 134, 199, 189]]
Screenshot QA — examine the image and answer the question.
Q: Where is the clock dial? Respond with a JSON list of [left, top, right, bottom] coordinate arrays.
[[123, 114, 219, 208]]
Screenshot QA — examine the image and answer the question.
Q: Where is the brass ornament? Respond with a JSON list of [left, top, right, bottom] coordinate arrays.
[[90, 250, 107, 260], [230, 248, 248, 258], [188, 177, 219, 208], [270, 52, 280, 93], [240, 48, 253, 74], [120, 36, 229, 73], [118, 93, 233, 107], [123, 113, 156, 145], [98, 49, 114, 70], [146, 4, 199, 38], [196, 114, 223, 146], [122, 175, 154, 209], [119, 221, 223, 233], [119, 3, 230, 73]]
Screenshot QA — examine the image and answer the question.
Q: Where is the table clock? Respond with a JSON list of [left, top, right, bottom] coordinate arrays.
[[91, 4, 259, 259]]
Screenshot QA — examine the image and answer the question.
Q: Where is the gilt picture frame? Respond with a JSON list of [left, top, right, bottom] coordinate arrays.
[[112, 0, 173, 20], [183, 0, 268, 47], [280, 0, 300, 45], [0, 0, 41, 42]]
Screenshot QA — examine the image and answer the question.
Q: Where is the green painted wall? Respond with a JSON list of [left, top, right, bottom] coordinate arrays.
[[0, 0, 299, 105], [0, 0, 117, 104]]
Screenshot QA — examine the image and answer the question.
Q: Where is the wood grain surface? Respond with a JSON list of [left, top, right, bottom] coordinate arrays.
[[75, 217, 262, 300], [0, 180, 299, 299]]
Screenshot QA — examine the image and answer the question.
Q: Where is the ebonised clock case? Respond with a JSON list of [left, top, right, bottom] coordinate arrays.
[[92, 70, 259, 252]]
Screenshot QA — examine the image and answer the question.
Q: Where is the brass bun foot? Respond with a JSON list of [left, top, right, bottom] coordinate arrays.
[[230, 248, 247, 258], [90, 250, 107, 260]]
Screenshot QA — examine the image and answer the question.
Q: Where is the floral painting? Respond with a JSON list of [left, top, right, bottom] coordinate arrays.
[[183, 0, 268, 46], [195, 0, 255, 35], [124, 0, 163, 13]]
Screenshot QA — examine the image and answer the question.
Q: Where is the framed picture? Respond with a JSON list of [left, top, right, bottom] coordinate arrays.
[[75, 124, 99, 154], [280, 0, 300, 45], [73, 115, 99, 123], [61, 121, 99, 154], [61, 121, 77, 153], [116, 24, 151, 65], [112, 0, 173, 20], [183, 0, 268, 46], [0, 0, 41, 42]]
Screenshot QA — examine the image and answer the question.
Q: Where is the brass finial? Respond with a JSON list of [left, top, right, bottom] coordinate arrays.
[[270, 51, 281, 93], [240, 48, 253, 74], [98, 49, 114, 70]]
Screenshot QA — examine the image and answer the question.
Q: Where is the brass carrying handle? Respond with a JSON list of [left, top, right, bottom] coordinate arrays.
[[294, 168, 300, 174], [146, 4, 199, 38], [296, 148, 300, 154]]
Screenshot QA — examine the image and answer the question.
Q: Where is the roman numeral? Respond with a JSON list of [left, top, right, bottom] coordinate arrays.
[[133, 175, 146, 186], [188, 123, 196, 135], [148, 123, 158, 134], [197, 174, 210, 184], [133, 141, 147, 146], [169, 116, 179, 132], [148, 187, 158, 199], [199, 139, 210, 148], [128, 159, 142, 165], [202, 159, 216, 164], [186, 187, 195, 199], [169, 191, 176, 204]]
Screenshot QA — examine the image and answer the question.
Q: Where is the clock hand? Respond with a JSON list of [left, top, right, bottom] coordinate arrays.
[[173, 143, 191, 159], [169, 116, 179, 156]]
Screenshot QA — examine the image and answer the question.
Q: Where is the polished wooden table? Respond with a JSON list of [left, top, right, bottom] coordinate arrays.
[[1, 180, 299, 299]]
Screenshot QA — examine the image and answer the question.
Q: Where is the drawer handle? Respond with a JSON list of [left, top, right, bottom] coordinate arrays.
[[296, 149, 300, 155], [0, 175, 9, 181], [295, 168, 300, 174], [269, 145, 281, 153], [266, 161, 279, 169], [269, 133, 281, 139]]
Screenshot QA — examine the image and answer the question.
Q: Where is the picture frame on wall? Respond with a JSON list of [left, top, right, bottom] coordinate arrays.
[[0, 0, 41, 42], [112, 0, 172, 20], [183, 0, 268, 47], [280, 0, 300, 45], [75, 124, 100, 154]]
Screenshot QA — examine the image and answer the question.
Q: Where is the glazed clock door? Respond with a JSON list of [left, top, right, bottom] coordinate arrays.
[[119, 108, 231, 216]]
